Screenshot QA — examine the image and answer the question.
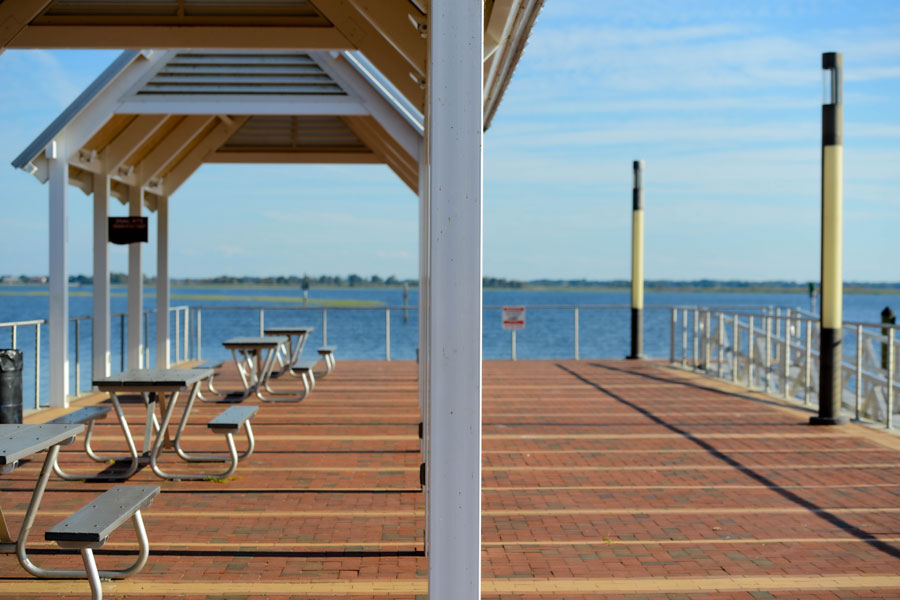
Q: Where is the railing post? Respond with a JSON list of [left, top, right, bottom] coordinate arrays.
[[774, 307, 782, 362], [11, 325, 16, 348], [119, 314, 125, 372], [887, 328, 895, 430], [35, 323, 41, 409], [196, 309, 202, 360], [703, 311, 711, 371], [692, 309, 699, 368], [783, 316, 791, 399], [74, 319, 80, 396], [183, 308, 189, 363], [322, 308, 327, 346], [765, 316, 772, 393], [669, 308, 676, 364], [574, 307, 579, 360], [717, 313, 725, 379], [258, 309, 264, 337], [385, 308, 391, 361], [805, 322, 812, 406], [732, 315, 739, 383], [174, 309, 180, 364], [511, 329, 517, 361], [748, 315, 755, 388], [855, 324, 863, 420], [681, 309, 688, 368]]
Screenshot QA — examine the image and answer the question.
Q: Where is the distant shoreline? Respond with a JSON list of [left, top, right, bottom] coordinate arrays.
[[1, 282, 897, 295]]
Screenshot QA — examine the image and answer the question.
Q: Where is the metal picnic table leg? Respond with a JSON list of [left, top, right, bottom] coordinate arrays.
[[259, 346, 302, 400], [174, 381, 254, 462], [15, 441, 151, 580], [72, 391, 141, 480]]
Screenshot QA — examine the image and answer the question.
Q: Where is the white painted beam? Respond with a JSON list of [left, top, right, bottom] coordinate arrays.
[[127, 186, 143, 369], [426, 1, 484, 597], [416, 136, 429, 554], [92, 173, 111, 380], [312, 51, 423, 158], [117, 96, 367, 116], [47, 139, 69, 408], [156, 196, 170, 369]]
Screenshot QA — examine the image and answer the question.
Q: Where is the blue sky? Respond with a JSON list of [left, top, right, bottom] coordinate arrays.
[[0, 0, 898, 282]]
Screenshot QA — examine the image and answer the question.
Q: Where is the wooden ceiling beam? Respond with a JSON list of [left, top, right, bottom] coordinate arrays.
[[0, 0, 52, 50], [9, 25, 354, 50], [135, 115, 213, 187], [162, 116, 248, 196], [308, 0, 425, 111], [348, 0, 425, 74], [207, 151, 379, 164], [100, 114, 169, 176]]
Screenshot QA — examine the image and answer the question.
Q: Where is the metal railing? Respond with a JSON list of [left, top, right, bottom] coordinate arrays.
[[0, 305, 190, 409], [671, 307, 900, 429]]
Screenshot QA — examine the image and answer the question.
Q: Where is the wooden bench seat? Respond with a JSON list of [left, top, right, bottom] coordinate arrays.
[[44, 485, 160, 600]]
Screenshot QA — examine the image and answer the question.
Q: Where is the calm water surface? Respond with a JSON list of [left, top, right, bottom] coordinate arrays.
[[0, 285, 894, 407]]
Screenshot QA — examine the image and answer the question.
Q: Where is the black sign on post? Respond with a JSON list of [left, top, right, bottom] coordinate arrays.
[[108, 217, 148, 245]]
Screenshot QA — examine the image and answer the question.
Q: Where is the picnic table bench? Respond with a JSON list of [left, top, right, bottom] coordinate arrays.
[[316, 345, 338, 377], [45, 405, 142, 481], [0, 424, 159, 599], [221, 336, 312, 402], [94, 369, 256, 480]]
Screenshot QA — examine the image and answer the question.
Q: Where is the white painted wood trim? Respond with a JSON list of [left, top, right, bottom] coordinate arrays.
[[92, 173, 111, 380], [426, 2, 484, 597], [127, 186, 143, 369], [117, 96, 368, 116], [156, 196, 170, 369], [48, 141, 70, 408]]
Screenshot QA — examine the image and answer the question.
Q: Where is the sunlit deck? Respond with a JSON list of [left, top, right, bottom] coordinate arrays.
[[5, 359, 900, 599]]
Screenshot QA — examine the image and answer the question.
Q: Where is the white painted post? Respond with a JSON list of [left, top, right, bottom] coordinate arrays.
[[92, 173, 111, 380], [511, 329, 517, 361], [427, 1, 483, 597], [48, 140, 69, 408], [156, 196, 170, 369], [416, 137, 430, 554], [127, 186, 143, 369]]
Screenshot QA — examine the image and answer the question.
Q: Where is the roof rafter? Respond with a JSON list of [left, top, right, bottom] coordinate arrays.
[[307, 0, 425, 111], [161, 116, 249, 197], [0, 0, 52, 51], [134, 115, 213, 187], [100, 114, 169, 177], [347, 0, 425, 76]]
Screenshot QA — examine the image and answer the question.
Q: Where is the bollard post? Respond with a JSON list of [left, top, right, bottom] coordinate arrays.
[[883, 307, 896, 370], [812, 52, 848, 425], [628, 160, 644, 359], [0, 349, 23, 424]]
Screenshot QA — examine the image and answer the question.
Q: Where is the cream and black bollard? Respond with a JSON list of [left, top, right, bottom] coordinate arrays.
[[811, 52, 848, 425], [628, 160, 644, 359]]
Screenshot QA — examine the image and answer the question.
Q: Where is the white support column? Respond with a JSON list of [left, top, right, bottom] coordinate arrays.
[[92, 173, 111, 380], [156, 196, 170, 369], [47, 139, 69, 408], [127, 186, 143, 369], [427, 2, 483, 598], [416, 136, 430, 554]]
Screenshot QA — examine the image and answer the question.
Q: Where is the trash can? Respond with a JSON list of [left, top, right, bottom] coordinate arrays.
[[0, 349, 23, 424]]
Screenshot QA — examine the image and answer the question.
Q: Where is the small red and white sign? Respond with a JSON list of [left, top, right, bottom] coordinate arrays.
[[502, 306, 526, 330]]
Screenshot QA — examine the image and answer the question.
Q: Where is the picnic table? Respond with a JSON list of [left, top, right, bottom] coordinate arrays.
[[93, 368, 255, 480], [221, 336, 297, 401], [1, 424, 159, 597], [262, 325, 314, 377]]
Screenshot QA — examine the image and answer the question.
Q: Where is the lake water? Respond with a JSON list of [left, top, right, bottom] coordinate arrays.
[[0, 285, 894, 408]]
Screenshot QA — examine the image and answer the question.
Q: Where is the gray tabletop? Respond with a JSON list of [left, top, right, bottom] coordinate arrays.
[[0, 424, 84, 465], [263, 326, 315, 335], [222, 336, 287, 348], [93, 368, 214, 391]]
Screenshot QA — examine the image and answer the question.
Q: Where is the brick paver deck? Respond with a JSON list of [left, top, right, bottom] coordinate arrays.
[[3, 359, 900, 598]]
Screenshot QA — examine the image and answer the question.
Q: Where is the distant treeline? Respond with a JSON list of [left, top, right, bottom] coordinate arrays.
[[2, 274, 898, 292]]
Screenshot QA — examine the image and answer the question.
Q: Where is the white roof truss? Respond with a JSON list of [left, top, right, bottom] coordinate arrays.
[[13, 48, 428, 205]]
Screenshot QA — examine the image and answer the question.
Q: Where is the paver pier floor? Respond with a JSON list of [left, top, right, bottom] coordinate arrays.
[[3, 359, 900, 598]]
